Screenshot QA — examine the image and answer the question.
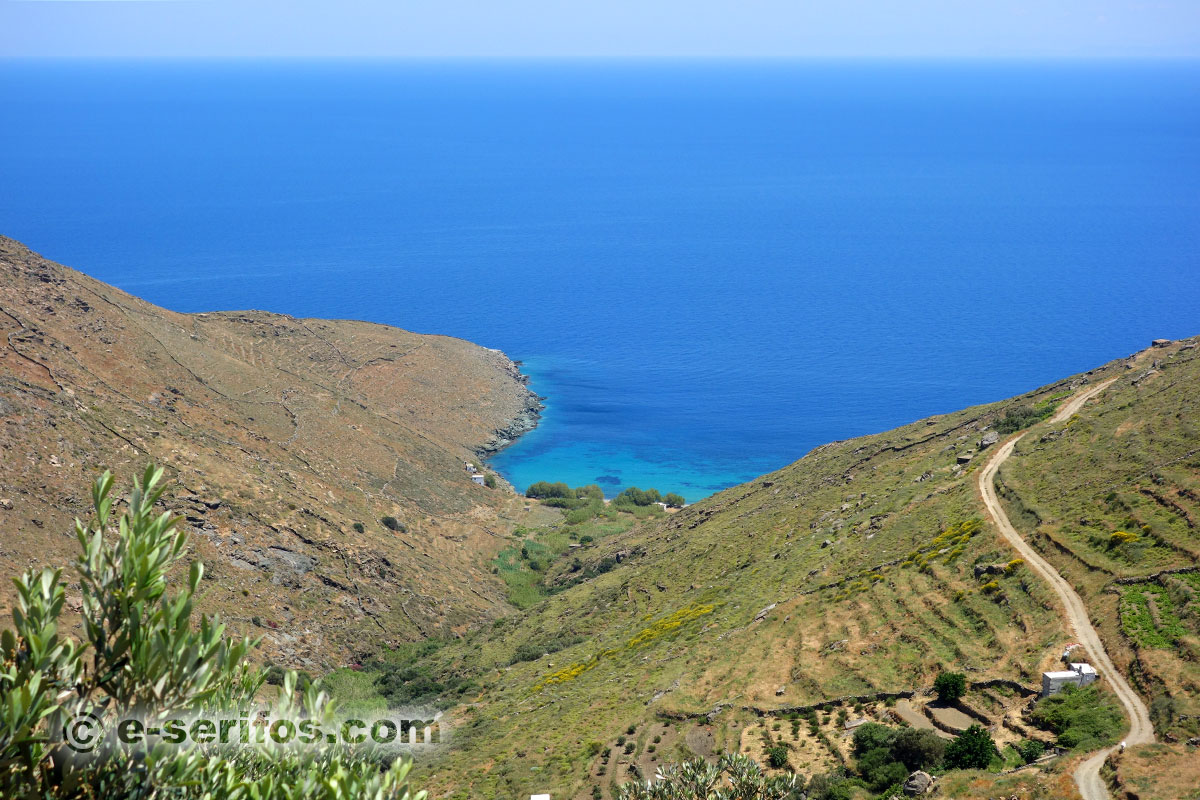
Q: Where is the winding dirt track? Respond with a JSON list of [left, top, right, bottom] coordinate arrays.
[[976, 378, 1153, 800]]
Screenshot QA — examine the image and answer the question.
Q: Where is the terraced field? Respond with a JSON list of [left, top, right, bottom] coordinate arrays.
[[309, 339, 1200, 799]]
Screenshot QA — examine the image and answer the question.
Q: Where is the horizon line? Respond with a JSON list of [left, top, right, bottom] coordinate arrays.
[[4, 54, 1199, 62]]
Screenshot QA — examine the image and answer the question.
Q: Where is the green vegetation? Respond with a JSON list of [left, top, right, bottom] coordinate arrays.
[[525, 481, 576, 500], [943, 724, 999, 770], [850, 723, 944, 793], [484, 472, 497, 489], [493, 484, 673, 607], [616, 754, 801, 800], [663, 493, 687, 508], [508, 634, 585, 665], [1120, 582, 1190, 648], [320, 346, 1200, 797], [614, 487, 661, 507], [381, 515, 407, 532], [1029, 685, 1125, 751], [994, 401, 1057, 434], [0, 466, 424, 800], [933, 671, 966, 702], [371, 640, 477, 709], [1016, 738, 1046, 764]]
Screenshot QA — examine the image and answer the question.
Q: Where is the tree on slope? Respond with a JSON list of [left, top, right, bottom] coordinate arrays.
[[0, 464, 426, 800]]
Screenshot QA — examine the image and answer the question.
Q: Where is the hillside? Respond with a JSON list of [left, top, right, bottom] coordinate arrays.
[[0, 236, 543, 667], [341, 338, 1200, 800]]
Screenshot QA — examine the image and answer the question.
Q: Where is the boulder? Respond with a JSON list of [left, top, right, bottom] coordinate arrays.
[[978, 431, 999, 449], [1151, 338, 1172, 348], [903, 770, 934, 795], [956, 452, 974, 465], [754, 603, 777, 621]]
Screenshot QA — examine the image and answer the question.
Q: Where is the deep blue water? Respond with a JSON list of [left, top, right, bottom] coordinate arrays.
[[2, 61, 1198, 501]]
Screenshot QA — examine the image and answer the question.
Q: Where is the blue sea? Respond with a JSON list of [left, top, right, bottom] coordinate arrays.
[[2, 61, 1198, 501]]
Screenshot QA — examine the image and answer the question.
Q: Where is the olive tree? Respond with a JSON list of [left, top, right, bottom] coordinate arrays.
[[0, 465, 426, 800]]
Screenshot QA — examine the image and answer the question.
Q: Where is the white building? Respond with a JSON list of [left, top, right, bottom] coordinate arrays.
[[1041, 662, 1098, 697], [471, 474, 486, 485]]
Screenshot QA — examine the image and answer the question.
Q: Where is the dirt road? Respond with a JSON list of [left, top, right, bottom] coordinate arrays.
[[976, 378, 1153, 800]]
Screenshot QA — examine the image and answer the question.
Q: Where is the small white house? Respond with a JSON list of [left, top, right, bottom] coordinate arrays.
[[1041, 662, 1098, 697], [471, 474, 486, 486]]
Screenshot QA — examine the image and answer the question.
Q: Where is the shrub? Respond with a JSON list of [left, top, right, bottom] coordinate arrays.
[[0, 465, 425, 800], [1004, 558, 1024, 574], [890, 727, 945, 770], [526, 481, 573, 499], [851, 722, 895, 755], [352, 521, 365, 533], [1029, 685, 1124, 750], [616, 754, 801, 800], [484, 473, 497, 489], [943, 724, 998, 770], [509, 634, 585, 665], [934, 671, 967, 702], [1016, 739, 1045, 763], [765, 744, 789, 769], [613, 487, 662, 507], [663, 493, 686, 508], [995, 404, 1054, 434], [1109, 530, 1139, 547], [381, 515, 407, 532]]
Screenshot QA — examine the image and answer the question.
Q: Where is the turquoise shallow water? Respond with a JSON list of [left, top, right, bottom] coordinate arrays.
[[1, 61, 1198, 501]]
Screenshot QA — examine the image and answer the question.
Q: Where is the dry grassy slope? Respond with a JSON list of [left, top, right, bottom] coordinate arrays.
[[409, 343, 1196, 800], [0, 235, 541, 668], [997, 338, 1200, 738]]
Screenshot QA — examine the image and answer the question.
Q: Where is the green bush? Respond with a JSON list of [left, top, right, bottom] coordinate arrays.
[[352, 521, 365, 533], [0, 465, 425, 800], [484, 473, 497, 489], [851, 722, 895, 755], [526, 481, 573, 499], [850, 722, 940, 791], [508, 634, 584, 665], [934, 670, 967, 702], [613, 487, 662, 507], [372, 639, 474, 708], [943, 724, 998, 770], [1029, 685, 1124, 751], [616, 754, 801, 800], [663, 493, 686, 508], [1016, 739, 1046, 763], [765, 744, 789, 769], [381, 515, 407, 532], [994, 404, 1055, 434], [890, 727, 945, 771]]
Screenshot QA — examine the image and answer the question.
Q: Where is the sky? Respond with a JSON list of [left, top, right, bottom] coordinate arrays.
[[2, 0, 1199, 59]]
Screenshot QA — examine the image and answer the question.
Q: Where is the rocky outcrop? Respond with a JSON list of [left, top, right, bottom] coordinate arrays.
[[903, 770, 934, 795], [476, 387, 544, 456]]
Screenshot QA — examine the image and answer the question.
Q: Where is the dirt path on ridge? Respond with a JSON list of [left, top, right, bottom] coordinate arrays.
[[976, 378, 1153, 800]]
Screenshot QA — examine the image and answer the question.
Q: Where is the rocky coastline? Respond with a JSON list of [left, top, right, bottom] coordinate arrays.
[[476, 359, 545, 457]]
